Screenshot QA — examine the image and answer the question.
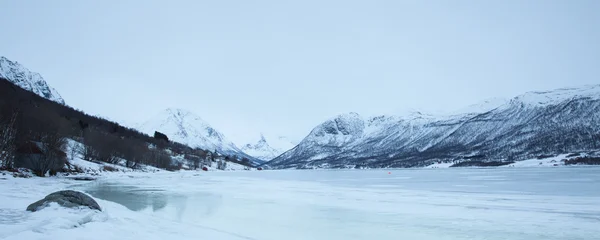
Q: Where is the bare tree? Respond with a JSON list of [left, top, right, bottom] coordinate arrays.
[[82, 129, 100, 161], [143, 149, 172, 170], [203, 158, 212, 167], [120, 138, 146, 169], [216, 159, 227, 170], [68, 141, 81, 161], [0, 112, 18, 169], [38, 131, 68, 176], [184, 154, 201, 170], [196, 149, 209, 168], [82, 143, 97, 161], [82, 129, 120, 164], [19, 131, 67, 177]]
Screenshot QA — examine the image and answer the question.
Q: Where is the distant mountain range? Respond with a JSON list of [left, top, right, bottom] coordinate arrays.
[[241, 134, 297, 161], [0, 56, 64, 104], [264, 85, 600, 169], [4, 55, 598, 170]]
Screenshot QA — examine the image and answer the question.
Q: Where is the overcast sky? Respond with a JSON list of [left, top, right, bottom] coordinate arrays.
[[1, 0, 599, 145]]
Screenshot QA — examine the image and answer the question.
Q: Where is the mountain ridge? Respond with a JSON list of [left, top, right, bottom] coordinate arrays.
[[265, 84, 600, 169]]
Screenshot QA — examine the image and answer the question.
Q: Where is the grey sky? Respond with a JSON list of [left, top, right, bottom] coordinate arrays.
[[1, 0, 599, 145]]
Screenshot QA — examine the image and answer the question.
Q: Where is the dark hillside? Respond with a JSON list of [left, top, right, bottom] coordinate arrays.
[[0, 77, 211, 174]]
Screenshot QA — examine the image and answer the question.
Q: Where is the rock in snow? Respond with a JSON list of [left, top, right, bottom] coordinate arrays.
[[0, 56, 65, 104], [26, 190, 101, 212]]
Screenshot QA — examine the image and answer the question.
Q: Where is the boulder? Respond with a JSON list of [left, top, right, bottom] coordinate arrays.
[[26, 190, 101, 212]]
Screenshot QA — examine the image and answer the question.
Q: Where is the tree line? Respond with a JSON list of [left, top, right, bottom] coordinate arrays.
[[0, 78, 244, 176]]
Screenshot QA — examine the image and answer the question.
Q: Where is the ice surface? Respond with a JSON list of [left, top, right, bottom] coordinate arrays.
[[1, 168, 599, 240]]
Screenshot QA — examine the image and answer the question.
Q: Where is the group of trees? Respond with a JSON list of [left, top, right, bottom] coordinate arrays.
[[184, 149, 211, 170], [183, 150, 251, 170], [0, 77, 256, 176], [0, 112, 18, 169], [564, 157, 600, 165], [0, 78, 218, 175], [216, 159, 228, 170], [0, 99, 72, 176]]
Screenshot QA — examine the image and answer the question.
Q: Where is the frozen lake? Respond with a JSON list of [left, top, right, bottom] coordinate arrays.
[[76, 167, 600, 240]]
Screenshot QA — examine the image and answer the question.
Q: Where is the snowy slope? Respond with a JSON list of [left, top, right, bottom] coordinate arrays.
[[266, 84, 600, 169], [512, 85, 600, 107], [241, 134, 297, 161], [448, 98, 507, 116], [138, 108, 260, 164], [0, 56, 64, 104]]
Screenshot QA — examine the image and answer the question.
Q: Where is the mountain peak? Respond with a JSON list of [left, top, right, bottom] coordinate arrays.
[[241, 133, 297, 161], [164, 107, 194, 115], [138, 108, 260, 164], [141, 108, 218, 145], [258, 133, 267, 143], [336, 112, 361, 119], [0, 56, 65, 104]]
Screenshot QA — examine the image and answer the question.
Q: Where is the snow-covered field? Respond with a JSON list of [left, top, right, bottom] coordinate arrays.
[[424, 154, 587, 168], [2, 167, 600, 240], [502, 154, 571, 167]]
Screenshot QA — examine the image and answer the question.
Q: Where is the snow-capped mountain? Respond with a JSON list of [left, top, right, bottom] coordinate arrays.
[[241, 134, 297, 161], [0, 56, 64, 104], [265, 84, 600, 169], [138, 108, 261, 164]]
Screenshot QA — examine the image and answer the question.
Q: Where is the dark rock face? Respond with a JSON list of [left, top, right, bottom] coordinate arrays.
[[26, 190, 101, 212]]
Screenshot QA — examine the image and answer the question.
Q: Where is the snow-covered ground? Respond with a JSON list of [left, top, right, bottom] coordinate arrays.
[[424, 154, 588, 168], [63, 139, 252, 175], [501, 154, 571, 167], [2, 167, 600, 240]]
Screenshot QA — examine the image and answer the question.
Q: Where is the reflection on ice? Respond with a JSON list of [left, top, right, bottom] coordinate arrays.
[[80, 183, 170, 212]]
